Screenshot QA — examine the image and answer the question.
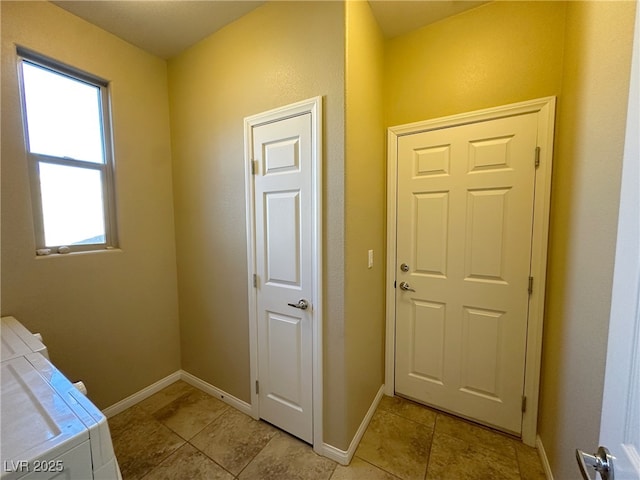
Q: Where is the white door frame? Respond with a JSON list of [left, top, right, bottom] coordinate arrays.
[[244, 96, 323, 451], [385, 97, 556, 446]]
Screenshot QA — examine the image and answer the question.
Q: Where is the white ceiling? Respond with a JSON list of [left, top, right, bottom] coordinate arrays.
[[52, 1, 266, 59], [52, 0, 488, 59]]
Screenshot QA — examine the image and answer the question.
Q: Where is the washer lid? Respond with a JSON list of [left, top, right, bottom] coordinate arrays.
[[25, 353, 116, 469], [1, 317, 48, 362], [1, 356, 88, 464]]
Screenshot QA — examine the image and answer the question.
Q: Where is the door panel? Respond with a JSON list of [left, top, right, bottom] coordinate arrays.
[[414, 192, 448, 276], [410, 301, 446, 383], [265, 191, 301, 285], [253, 113, 313, 443], [266, 311, 303, 409], [395, 113, 538, 435], [465, 188, 509, 281], [460, 306, 504, 400]]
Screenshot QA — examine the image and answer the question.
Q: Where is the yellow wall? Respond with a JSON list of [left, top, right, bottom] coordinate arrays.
[[0, 1, 181, 408], [385, 1, 566, 125], [166, 1, 348, 448], [344, 0, 386, 447], [540, 2, 636, 478]]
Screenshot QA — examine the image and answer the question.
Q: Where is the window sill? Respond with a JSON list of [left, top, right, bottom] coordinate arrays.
[[34, 247, 122, 259]]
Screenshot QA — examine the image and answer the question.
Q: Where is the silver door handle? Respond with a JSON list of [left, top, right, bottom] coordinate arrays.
[[288, 299, 309, 310], [399, 282, 415, 292], [576, 447, 614, 480]]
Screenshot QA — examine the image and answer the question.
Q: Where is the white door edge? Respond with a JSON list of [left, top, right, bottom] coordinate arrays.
[[385, 96, 556, 446], [244, 96, 323, 451], [599, 4, 640, 476]]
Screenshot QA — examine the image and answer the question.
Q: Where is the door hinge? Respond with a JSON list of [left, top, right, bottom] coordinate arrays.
[[394, 280, 397, 289], [251, 159, 259, 175], [522, 395, 527, 413], [534, 146, 541, 168], [528, 276, 534, 295], [253, 274, 257, 288], [255, 380, 259, 395]]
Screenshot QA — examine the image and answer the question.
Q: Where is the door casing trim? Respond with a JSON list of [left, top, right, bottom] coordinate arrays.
[[244, 96, 323, 452], [385, 97, 556, 446]]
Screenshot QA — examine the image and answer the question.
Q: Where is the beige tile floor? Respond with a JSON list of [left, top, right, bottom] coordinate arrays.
[[108, 381, 547, 480]]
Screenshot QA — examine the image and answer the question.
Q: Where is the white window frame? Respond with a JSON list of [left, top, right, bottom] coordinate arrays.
[[17, 46, 118, 255]]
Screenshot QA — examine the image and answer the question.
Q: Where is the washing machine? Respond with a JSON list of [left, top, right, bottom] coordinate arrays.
[[1, 316, 48, 361], [1, 317, 122, 480]]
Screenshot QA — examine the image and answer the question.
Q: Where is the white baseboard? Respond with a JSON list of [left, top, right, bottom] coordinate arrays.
[[102, 369, 252, 419], [536, 435, 555, 480], [322, 443, 351, 466], [322, 384, 385, 465], [102, 371, 182, 418], [180, 369, 252, 416], [103, 371, 378, 467]]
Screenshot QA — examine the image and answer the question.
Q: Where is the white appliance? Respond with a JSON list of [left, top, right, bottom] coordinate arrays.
[[1, 317, 122, 480], [1, 316, 48, 361]]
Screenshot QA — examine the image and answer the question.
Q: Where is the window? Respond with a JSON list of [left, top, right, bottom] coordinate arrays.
[[17, 47, 117, 255]]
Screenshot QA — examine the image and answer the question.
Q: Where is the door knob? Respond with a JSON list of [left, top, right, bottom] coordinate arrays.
[[576, 446, 614, 480], [287, 299, 309, 310], [399, 282, 416, 292]]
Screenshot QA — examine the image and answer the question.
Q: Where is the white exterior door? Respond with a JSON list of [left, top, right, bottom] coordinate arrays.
[[246, 99, 321, 445], [394, 112, 539, 435], [578, 8, 639, 479]]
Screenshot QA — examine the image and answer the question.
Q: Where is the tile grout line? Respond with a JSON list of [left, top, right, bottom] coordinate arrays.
[[176, 403, 230, 442], [378, 406, 438, 432], [134, 422, 187, 480], [351, 454, 404, 479], [180, 405, 263, 479], [514, 447, 525, 480], [421, 414, 441, 480], [118, 386, 234, 480], [184, 438, 238, 479], [154, 383, 268, 480], [232, 427, 280, 479]]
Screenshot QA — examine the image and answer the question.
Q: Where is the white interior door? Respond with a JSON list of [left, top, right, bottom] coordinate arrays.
[[578, 8, 639, 479], [250, 111, 314, 444], [394, 112, 540, 435]]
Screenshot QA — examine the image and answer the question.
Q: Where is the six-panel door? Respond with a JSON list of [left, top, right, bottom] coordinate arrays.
[[252, 113, 313, 443], [395, 113, 538, 435]]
